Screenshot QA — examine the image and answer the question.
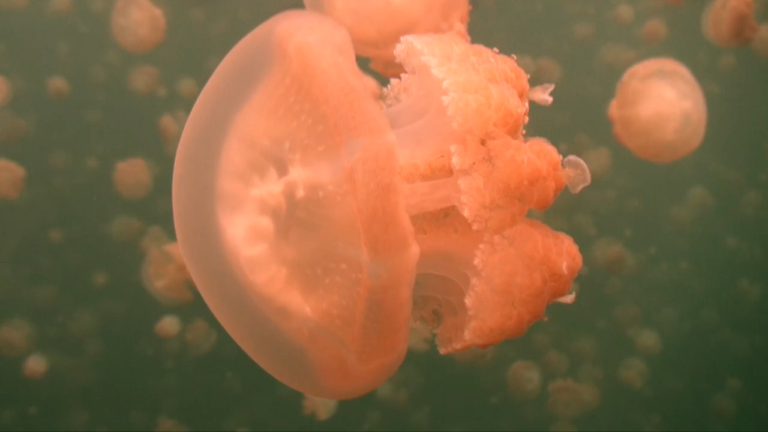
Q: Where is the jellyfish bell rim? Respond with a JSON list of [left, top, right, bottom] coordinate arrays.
[[172, 10, 416, 400]]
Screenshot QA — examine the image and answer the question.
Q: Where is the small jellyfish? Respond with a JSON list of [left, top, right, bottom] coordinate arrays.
[[641, 18, 669, 45], [617, 356, 649, 390], [608, 58, 707, 164], [611, 3, 635, 25], [630, 327, 663, 356], [142, 240, 194, 305], [111, 0, 166, 54], [108, 214, 145, 242], [701, 0, 758, 47], [22, 353, 49, 380], [546, 379, 601, 420], [46, 75, 71, 100], [591, 237, 636, 275], [0, 75, 12, 107], [0, 158, 27, 201], [0, 318, 35, 357], [506, 360, 542, 400], [184, 318, 217, 356], [154, 314, 182, 339], [752, 23, 768, 57], [112, 157, 153, 200], [580, 147, 613, 181], [174, 77, 199, 101], [127, 64, 161, 97]]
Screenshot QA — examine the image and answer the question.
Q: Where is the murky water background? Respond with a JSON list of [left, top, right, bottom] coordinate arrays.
[[1, 0, 767, 430]]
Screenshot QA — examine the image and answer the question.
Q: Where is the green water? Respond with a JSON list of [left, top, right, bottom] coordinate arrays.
[[1, 0, 767, 430]]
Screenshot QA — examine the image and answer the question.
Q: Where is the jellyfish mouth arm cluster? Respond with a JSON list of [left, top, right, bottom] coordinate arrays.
[[553, 292, 577, 304]]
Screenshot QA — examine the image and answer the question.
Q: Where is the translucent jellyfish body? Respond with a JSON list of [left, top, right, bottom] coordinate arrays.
[[173, 10, 583, 400], [608, 58, 707, 164]]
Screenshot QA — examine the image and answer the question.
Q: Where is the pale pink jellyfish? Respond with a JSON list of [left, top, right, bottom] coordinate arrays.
[[173, 10, 583, 400], [303, 0, 470, 77], [702, 0, 758, 47], [608, 58, 707, 164], [111, 0, 166, 54], [0, 158, 27, 201], [0, 75, 12, 107], [112, 157, 153, 200]]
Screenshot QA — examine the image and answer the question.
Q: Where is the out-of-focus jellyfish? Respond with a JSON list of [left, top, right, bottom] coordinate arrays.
[[608, 58, 707, 164], [127, 64, 161, 97], [532, 57, 563, 84], [303, 0, 470, 77], [0, 158, 27, 201], [91, 271, 109, 289], [542, 349, 570, 376], [46, 75, 71, 100], [572, 22, 596, 42], [0, 110, 29, 144], [598, 43, 638, 70], [752, 23, 768, 57], [546, 379, 601, 420], [112, 157, 153, 200], [611, 3, 635, 25], [702, 0, 758, 47], [0, 75, 12, 107], [109, 214, 145, 242], [0, 318, 35, 357], [302, 394, 338, 422], [174, 77, 199, 101], [142, 237, 194, 306], [22, 353, 49, 380], [111, 0, 166, 54], [154, 314, 182, 339], [173, 10, 584, 400], [506, 360, 542, 399], [617, 356, 649, 390], [612, 303, 643, 328], [591, 237, 636, 275], [641, 18, 669, 45], [0, 0, 29, 11], [184, 318, 217, 356], [580, 147, 613, 181], [629, 327, 663, 356]]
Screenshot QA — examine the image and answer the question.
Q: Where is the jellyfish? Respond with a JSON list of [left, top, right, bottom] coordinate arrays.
[[112, 157, 153, 200], [111, 0, 166, 55], [0, 158, 27, 201], [608, 58, 707, 164], [506, 360, 543, 400], [141, 237, 194, 306], [0, 75, 12, 107], [46, 75, 71, 100], [173, 10, 583, 400], [304, 0, 470, 77], [701, 0, 758, 48]]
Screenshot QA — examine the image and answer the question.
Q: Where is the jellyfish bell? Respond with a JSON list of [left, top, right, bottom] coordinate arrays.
[[608, 58, 707, 164], [173, 10, 419, 400]]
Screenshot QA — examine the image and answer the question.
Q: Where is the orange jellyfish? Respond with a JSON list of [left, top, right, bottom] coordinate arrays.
[[0, 75, 12, 107], [0, 158, 27, 201], [173, 10, 583, 400], [701, 0, 758, 47], [303, 0, 470, 77], [608, 58, 707, 164]]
